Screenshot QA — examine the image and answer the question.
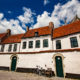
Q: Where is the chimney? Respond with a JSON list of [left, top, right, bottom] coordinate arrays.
[[7, 29, 11, 36], [26, 26, 29, 32], [49, 22, 54, 29], [49, 22, 54, 40]]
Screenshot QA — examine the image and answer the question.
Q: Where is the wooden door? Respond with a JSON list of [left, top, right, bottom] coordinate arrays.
[[11, 56, 17, 71], [55, 56, 64, 77]]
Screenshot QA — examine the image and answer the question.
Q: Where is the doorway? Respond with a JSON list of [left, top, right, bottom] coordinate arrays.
[[55, 56, 64, 77], [11, 56, 17, 71]]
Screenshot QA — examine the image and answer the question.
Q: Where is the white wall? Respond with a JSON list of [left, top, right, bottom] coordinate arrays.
[[20, 35, 53, 52], [0, 43, 20, 53], [0, 51, 80, 74], [53, 33, 80, 50], [63, 52, 80, 74], [17, 53, 54, 70], [17, 52, 80, 74], [0, 55, 11, 67]]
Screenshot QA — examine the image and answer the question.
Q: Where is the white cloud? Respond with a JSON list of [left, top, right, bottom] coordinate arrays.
[[0, 7, 35, 34], [52, 0, 80, 23], [33, 11, 60, 29], [0, 18, 25, 34], [44, 0, 50, 5], [33, 11, 51, 28], [33, 0, 80, 29], [18, 7, 36, 28]]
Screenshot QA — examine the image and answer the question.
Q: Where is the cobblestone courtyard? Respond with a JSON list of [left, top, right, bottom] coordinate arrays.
[[0, 71, 79, 80]]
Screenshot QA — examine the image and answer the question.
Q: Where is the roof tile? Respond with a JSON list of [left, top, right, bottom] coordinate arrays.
[[23, 26, 51, 38], [53, 20, 80, 38], [2, 34, 24, 44], [0, 33, 7, 39]]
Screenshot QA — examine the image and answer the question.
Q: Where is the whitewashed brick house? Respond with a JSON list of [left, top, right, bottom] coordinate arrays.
[[0, 16, 80, 79]]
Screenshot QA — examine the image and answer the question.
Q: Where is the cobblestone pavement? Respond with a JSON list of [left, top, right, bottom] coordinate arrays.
[[0, 71, 79, 80]]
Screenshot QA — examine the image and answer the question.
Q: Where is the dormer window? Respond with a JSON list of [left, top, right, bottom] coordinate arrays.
[[35, 32, 38, 37]]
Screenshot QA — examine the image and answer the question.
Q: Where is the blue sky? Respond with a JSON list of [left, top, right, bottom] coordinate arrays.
[[0, 0, 68, 19], [0, 0, 80, 34]]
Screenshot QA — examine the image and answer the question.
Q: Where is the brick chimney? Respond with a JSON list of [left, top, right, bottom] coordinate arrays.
[[26, 26, 29, 32], [7, 29, 11, 36], [49, 22, 54, 40], [49, 22, 54, 29]]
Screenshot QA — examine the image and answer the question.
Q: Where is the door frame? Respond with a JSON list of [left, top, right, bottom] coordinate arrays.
[[10, 54, 18, 71], [52, 53, 66, 78]]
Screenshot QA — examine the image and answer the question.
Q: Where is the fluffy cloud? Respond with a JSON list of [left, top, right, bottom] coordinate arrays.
[[0, 7, 35, 34], [0, 18, 25, 34], [52, 0, 80, 23], [18, 7, 36, 28], [33, 0, 80, 29], [44, 0, 50, 5], [33, 11, 60, 29]]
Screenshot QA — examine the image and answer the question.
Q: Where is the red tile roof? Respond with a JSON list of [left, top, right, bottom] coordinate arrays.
[[23, 26, 51, 38], [0, 33, 7, 39], [23, 20, 80, 39], [2, 34, 24, 44], [53, 20, 80, 38]]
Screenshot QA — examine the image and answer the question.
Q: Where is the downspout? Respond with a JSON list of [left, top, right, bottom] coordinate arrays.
[[19, 42, 21, 52], [51, 28, 54, 50]]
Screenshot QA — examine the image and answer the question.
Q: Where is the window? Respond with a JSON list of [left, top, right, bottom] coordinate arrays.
[[70, 37, 78, 48], [22, 42, 26, 49], [8, 44, 12, 52], [29, 41, 33, 48], [1, 45, 5, 52], [13, 44, 17, 51], [35, 40, 40, 48], [35, 32, 38, 37], [56, 40, 61, 49], [43, 39, 48, 47]]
